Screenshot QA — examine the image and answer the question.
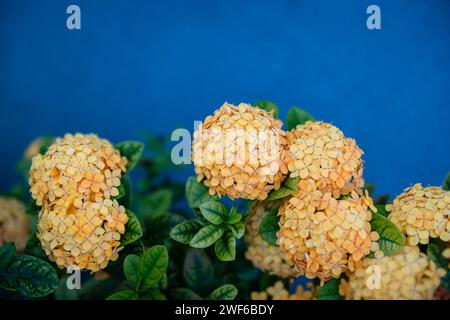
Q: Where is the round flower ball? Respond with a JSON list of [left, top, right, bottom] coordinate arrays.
[[340, 246, 444, 300], [0, 196, 31, 251], [37, 197, 128, 272], [245, 201, 297, 278], [277, 180, 379, 281], [283, 121, 364, 198], [192, 102, 288, 200], [29, 133, 128, 206], [387, 184, 450, 245]]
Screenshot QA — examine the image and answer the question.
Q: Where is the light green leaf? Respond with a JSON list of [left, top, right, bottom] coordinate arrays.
[[199, 200, 228, 225], [121, 210, 143, 246], [3, 255, 58, 298], [190, 224, 224, 248], [138, 245, 169, 292], [186, 176, 218, 209], [286, 106, 315, 130], [375, 204, 389, 217], [183, 249, 213, 291], [209, 284, 238, 300], [228, 222, 245, 239], [170, 221, 202, 244], [172, 288, 202, 300], [443, 172, 450, 191], [123, 254, 140, 290], [259, 208, 280, 246], [106, 290, 139, 300], [0, 243, 16, 269], [214, 231, 236, 261], [370, 212, 405, 256], [227, 213, 242, 225], [253, 100, 279, 118], [315, 279, 343, 300], [267, 176, 299, 201], [115, 141, 145, 170]]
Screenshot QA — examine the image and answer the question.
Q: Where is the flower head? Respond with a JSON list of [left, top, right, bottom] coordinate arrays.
[[283, 121, 364, 198], [192, 102, 287, 200], [387, 184, 450, 245], [251, 280, 316, 300], [278, 180, 378, 281], [0, 196, 30, 251], [340, 246, 444, 300], [245, 201, 297, 278]]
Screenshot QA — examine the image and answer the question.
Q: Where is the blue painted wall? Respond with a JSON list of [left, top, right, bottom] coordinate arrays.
[[1, 0, 449, 197]]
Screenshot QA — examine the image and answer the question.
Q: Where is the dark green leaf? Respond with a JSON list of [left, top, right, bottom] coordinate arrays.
[[138, 245, 169, 292], [138, 189, 172, 223], [199, 200, 228, 225], [143, 290, 166, 300], [106, 290, 139, 300], [171, 288, 202, 300], [115, 141, 145, 170], [190, 224, 224, 248], [370, 212, 405, 256], [253, 101, 279, 118], [0, 243, 16, 270], [214, 231, 236, 261], [2, 255, 58, 298], [286, 106, 315, 130], [54, 277, 78, 300], [183, 249, 213, 291], [427, 243, 448, 269], [123, 254, 140, 290], [209, 284, 238, 300], [186, 177, 217, 209], [25, 232, 47, 259], [170, 221, 202, 244], [443, 172, 450, 191], [121, 210, 143, 245], [267, 177, 299, 201], [315, 279, 343, 300], [228, 222, 245, 239], [259, 208, 280, 246]]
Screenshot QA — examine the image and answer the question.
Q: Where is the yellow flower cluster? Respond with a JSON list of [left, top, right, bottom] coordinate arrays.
[[387, 184, 450, 245], [283, 121, 364, 198], [0, 196, 30, 251], [251, 281, 316, 300], [340, 246, 444, 300], [277, 180, 379, 281], [29, 133, 129, 272], [192, 102, 288, 200], [245, 201, 297, 278]]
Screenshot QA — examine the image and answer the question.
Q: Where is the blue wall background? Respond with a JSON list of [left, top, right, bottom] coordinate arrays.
[[0, 0, 449, 197]]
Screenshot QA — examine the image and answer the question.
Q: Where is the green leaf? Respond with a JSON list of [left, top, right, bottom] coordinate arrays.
[[106, 290, 139, 300], [209, 284, 238, 300], [259, 208, 280, 246], [199, 200, 228, 225], [143, 290, 166, 300], [25, 201, 40, 216], [427, 242, 448, 269], [115, 141, 145, 170], [186, 176, 217, 209], [183, 249, 213, 291], [138, 189, 172, 223], [25, 232, 47, 259], [121, 210, 143, 246], [370, 212, 405, 256], [375, 204, 389, 217], [315, 279, 343, 300], [138, 245, 169, 292], [190, 224, 225, 248], [172, 288, 202, 300], [1, 255, 58, 298], [54, 277, 78, 300], [228, 222, 245, 239], [253, 100, 279, 118], [123, 254, 140, 290], [286, 106, 315, 130], [267, 176, 299, 201], [0, 243, 16, 270], [214, 231, 236, 261], [170, 221, 202, 244], [443, 172, 450, 191], [227, 213, 242, 225]]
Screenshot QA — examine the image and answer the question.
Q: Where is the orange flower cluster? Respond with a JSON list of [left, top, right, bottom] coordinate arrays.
[[0, 196, 30, 251]]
